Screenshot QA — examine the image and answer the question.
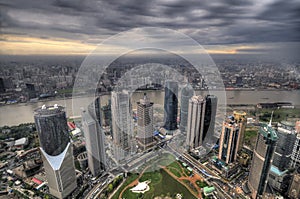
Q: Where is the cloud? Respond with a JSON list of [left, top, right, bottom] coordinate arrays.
[[0, 0, 299, 55]]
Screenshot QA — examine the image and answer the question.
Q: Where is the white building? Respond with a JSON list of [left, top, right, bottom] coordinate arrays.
[[111, 90, 134, 161], [186, 95, 206, 150]]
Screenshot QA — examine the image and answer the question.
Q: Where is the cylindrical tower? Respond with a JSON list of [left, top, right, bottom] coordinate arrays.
[[34, 105, 69, 156], [179, 84, 194, 132]]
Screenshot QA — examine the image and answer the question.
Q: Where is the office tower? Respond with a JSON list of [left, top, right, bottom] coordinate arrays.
[[82, 110, 106, 176], [111, 90, 133, 161], [101, 99, 112, 127], [218, 115, 244, 164], [136, 93, 155, 150], [34, 105, 76, 199], [186, 95, 206, 150], [248, 122, 277, 199], [164, 80, 178, 131], [94, 97, 101, 125], [179, 84, 194, 132], [236, 75, 243, 87], [0, 78, 4, 93], [233, 111, 247, 151], [290, 133, 300, 168], [203, 95, 218, 141], [25, 83, 36, 99], [288, 167, 300, 199], [273, 121, 296, 171]]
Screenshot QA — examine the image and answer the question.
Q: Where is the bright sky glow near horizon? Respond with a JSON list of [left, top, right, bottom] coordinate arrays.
[[0, 0, 299, 57]]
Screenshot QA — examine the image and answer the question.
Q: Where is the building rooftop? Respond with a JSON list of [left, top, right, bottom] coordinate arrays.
[[34, 104, 65, 116], [40, 143, 71, 170], [260, 123, 278, 141], [270, 165, 288, 176], [190, 95, 204, 103]]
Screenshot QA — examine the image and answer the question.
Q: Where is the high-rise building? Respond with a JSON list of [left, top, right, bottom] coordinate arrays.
[[101, 99, 112, 127], [111, 90, 133, 161], [179, 84, 194, 132], [203, 95, 218, 141], [288, 167, 300, 199], [273, 121, 296, 171], [218, 115, 243, 164], [248, 122, 277, 199], [164, 80, 178, 131], [82, 109, 106, 176], [0, 78, 4, 93], [34, 105, 76, 199], [136, 93, 155, 150], [25, 83, 37, 100], [186, 95, 206, 150], [290, 133, 300, 168], [233, 111, 247, 151]]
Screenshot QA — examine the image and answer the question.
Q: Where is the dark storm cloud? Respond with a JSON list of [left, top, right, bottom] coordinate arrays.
[[1, 0, 300, 45]]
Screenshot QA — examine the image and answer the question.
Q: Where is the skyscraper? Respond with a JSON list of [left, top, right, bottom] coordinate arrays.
[[164, 80, 178, 131], [34, 105, 76, 199], [288, 167, 300, 199], [179, 84, 194, 132], [136, 93, 155, 150], [111, 90, 133, 161], [290, 133, 300, 168], [233, 111, 247, 151], [218, 115, 243, 164], [248, 122, 277, 199], [186, 95, 206, 150], [203, 95, 218, 141], [273, 121, 296, 171], [82, 109, 106, 176]]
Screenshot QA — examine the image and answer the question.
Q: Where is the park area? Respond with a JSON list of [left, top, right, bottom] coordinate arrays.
[[111, 158, 208, 199]]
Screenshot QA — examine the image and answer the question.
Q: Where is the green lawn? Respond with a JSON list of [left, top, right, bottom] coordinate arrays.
[[111, 173, 139, 199], [258, 108, 300, 122], [118, 169, 197, 199], [244, 128, 258, 149]]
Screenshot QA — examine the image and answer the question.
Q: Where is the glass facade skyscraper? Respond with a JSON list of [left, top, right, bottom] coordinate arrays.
[[164, 80, 178, 131], [34, 105, 76, 199], [248, 123, 277, 199], [179, 84, 194, 132]]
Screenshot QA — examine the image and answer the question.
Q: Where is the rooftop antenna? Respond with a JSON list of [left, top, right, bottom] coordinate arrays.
[[268, 111, 274, 127]]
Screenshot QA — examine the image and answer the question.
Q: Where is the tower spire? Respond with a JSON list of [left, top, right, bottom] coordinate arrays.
[[268, 111, 274, 127]]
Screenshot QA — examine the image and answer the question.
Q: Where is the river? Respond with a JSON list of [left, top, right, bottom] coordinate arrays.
[[0, 90, 299, 126]]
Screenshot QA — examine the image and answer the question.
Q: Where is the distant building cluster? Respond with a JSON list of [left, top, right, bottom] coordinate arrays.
[[0, 57, 299, 105]]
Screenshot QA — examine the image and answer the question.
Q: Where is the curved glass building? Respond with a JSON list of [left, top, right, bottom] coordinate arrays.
[[164, 80, 178, 131], [179, 84, 194, 132]]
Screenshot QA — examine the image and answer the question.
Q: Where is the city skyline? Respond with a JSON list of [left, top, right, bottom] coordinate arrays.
[[1, 1, 300, 198]]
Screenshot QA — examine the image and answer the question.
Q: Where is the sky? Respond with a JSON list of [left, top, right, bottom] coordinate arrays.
[[0, 0, 300, 56]]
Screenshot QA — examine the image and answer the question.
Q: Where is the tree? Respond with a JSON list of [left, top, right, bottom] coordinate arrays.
[[107, 184, 113, 193]]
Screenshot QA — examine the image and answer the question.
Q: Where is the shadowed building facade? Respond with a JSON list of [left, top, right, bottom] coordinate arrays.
[[203, 95, 218, 141], [34, 105, 76, 199], [248, 123, 277, 199], [164, 80, 178, 131], [273, 121, 296, 171], [82, 108, 106, 176]]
